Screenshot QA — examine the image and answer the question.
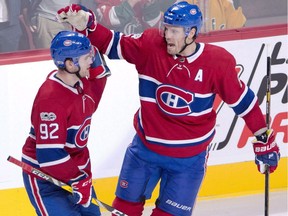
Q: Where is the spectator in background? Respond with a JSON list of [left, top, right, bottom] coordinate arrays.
[[23, 0, 97, 49], [186, 0, 246, 31], [0, 0, 23, 53], [95, 0, 162, 34]]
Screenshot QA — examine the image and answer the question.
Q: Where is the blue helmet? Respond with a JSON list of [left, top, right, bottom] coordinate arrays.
[[50, 31, 92, 68], [163, 1, 202, 36]]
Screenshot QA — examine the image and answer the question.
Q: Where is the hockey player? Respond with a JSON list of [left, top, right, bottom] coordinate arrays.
[[57, 2, 280, 215], [21, 30, 110, 215]]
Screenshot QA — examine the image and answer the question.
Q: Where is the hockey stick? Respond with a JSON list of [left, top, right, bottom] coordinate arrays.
[[264, 45, 271, 216], [7, 156, 128, 216]]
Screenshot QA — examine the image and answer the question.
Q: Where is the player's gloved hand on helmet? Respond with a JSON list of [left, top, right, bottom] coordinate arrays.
[[252, 129, 280, 174], [88, 46, 111, 80], [57, 4, 97, 36], [70, 174, 92, 207]]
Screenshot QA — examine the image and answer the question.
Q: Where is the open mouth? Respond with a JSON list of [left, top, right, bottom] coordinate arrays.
[[167, 43, 175, 48]]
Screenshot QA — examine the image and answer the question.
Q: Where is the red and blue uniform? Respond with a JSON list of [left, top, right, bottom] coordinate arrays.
[[22, 70, 107, 216], [86, 24, 266, 215], [89, 25, 265, 157]]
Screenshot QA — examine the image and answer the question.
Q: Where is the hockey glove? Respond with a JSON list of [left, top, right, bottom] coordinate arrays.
[[70, 174, 92, 207], [252, 129, 280, 174], [88, 46, 111, 80], [57, 4, 97, 35]]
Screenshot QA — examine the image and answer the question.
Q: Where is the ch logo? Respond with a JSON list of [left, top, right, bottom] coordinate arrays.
[[156, 85, 194, 116], [75, 117, 91, 148]]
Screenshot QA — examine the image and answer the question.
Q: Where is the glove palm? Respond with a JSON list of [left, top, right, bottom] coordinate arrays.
[[57, 4, 97, 35]]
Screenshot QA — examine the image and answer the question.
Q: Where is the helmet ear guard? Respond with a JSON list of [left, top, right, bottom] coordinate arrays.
[[163, 1, 203, 36], [50, 30, 92, 68]]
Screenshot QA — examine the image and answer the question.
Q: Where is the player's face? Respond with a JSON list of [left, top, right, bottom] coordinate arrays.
[[78, 50, 94, 77], [164, 25, 186, 55]]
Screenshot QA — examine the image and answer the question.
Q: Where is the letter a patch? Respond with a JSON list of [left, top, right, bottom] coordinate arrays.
[[195, 69, 203, 82]]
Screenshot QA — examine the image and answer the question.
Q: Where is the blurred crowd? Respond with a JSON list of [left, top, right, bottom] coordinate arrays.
[[0, 0, 286, 53]]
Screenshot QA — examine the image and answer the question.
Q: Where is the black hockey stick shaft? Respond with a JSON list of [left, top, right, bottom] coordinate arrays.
[[265, 45, 271, 216], [7, 156, 128, 216]]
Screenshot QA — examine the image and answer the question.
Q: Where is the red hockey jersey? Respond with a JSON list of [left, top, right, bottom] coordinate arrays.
[[88, 24, 266, 158], [22, 71, 107, 183]]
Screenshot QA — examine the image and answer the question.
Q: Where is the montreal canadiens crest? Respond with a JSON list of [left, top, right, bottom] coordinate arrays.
[[156, 84, 194, 116], [74, 117, 92, 148]]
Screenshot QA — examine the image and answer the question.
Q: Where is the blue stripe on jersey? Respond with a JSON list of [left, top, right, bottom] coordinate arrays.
[[139, 77, 215, 115], [230, 87, 255, 115], [66, 127, 78, 145], [22, 155, 40, 167], [36, 147, 69, 166], [107, 31, 121, 59], [29, 126, 35, 136], [139, 77, 158, 98]]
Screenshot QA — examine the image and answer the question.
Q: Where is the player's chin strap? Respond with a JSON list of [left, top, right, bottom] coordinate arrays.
[[64, 66, 82, 79], [178, 36, 195, 55]]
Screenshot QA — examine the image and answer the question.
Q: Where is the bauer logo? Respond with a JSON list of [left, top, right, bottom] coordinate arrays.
[[40, 112, 57, 121], [166, 199, 192, 211]]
